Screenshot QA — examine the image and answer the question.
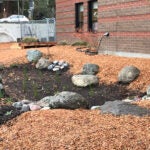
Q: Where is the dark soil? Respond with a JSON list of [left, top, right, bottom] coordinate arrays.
[[0, 63, 144, 125]]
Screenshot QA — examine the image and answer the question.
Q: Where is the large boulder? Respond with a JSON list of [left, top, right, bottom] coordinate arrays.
[[36, 57, 51, 69], [118, 66, 140, 84], [99, 100, 150, 116], [27, 50, 42, 62], [72, 75, 99, 87], [37, 91, 88, 109], [82, 63, 99, 75]]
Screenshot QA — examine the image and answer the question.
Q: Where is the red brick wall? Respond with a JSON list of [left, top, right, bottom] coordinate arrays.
[[56, 0, 150, 55]]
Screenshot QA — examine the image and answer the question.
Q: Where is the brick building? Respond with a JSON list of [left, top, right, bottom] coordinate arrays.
[[56, 0, 150, 57]]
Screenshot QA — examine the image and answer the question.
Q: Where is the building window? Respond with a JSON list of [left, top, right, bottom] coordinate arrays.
[[88, 0, 98, 32], [75, 3, 84, 32]]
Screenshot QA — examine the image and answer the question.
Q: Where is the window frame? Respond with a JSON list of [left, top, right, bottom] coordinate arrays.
[[88, 0, 98, 33], [75, 2, 84, 32]]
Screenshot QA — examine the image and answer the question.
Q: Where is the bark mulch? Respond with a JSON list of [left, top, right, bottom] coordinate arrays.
[[0, 44, 150, 149]]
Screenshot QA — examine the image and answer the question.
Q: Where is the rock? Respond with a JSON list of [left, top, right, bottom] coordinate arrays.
[[38, 91, 88, 109], [142, 95, 150, 100], [82, 63, 99, 75], [12, 102, 22, 109], [27, 50, 42, 62], [58, 60, 65, 66], [21, 99, 32, 104], [146, 85, 150, 96], [37, 96, 53, 107], [20, 104, 30, 112], [53, 67, 60, 72], [118, 66, 140, 84], [53, 60, 58, 64], [0, 83, 3, 90], [63, 62, 69, 68], [48, 64, 54, 70], [72, 75, 99, 87], [41, 107, 50, 110], [36, 57, 51, 69], [91, 106, 101, 110], [60, 65, 65, 70], [29, 104, 41, 111], [99, 100, 150, 116]]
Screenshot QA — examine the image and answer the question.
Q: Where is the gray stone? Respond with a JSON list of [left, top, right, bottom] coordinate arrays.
[[63, 62, 69, 68], [48, 64, 54, 70], [38, 91, 88, 109], [21, 99, 32, 104], [27, 50, 42, 62], [60, 65, 65, 70], [53, 67, 60, 72], [20, 104, 30, 112], [72, 75, 99, 87], [36, 57, 51, 69], [142, 95, 150, 100], [99, 100, 150, 116], [91, 106, 101, 110], [118, 66, 140, 84], [53, 60, 58, 64], [82, 63, 99, 75], [146, 85, 150, 96], [12, 102, 22, 109], [58, 60, 65, 66], [37, 96, 53, 107], [41, 107, 50, 110], [0, 83, 3, 90]]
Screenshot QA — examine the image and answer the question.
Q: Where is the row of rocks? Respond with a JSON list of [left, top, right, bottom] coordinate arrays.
[[26, 49, 141, 84], [12, 91, 89, 112], [26, 50, 69, 72], [12, 91, 150, 117]]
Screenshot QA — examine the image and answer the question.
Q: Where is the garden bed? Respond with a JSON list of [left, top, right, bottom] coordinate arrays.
[[0, 44, 150, 149]]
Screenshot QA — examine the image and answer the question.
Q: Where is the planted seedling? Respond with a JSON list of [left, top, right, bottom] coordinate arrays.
[[32, 81, 39, 98], [5, 110, 13, 116]]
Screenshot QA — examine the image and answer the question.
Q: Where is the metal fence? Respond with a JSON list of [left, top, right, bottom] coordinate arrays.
[[20, 18, 56, 42], [0, 18, 56, 42]]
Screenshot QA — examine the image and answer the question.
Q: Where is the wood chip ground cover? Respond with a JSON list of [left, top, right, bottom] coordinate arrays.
[[0, 44, 150, 149]]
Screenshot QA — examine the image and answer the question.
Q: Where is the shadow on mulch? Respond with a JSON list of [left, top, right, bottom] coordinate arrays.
[[0, 63, 144, 125]]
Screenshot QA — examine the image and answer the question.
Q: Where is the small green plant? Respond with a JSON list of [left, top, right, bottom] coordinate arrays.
[[62, 85, 68, 91], [22, 67, 28, 92], [22, 37, 38, 43], [0, 90, 4, 98], [72, 41, 88, 46], [0, 63, 5, 70], [22, 79, 27, 92], [58, 41, 68, 45], [32, 81, 38, 98], [5, 98, 13, 104], [10, 63, 20, 68], [55, 72, 60, 83], [88, 85, 95, 97], [38, 70, 43, 79], [5, 110, 13, 116], [23, 67, 28, 80]]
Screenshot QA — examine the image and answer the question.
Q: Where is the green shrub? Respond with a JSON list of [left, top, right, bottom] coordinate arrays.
[[22, 37, 39, 43], [58, 41, 68, 45], [72, 41, 88, 46]]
